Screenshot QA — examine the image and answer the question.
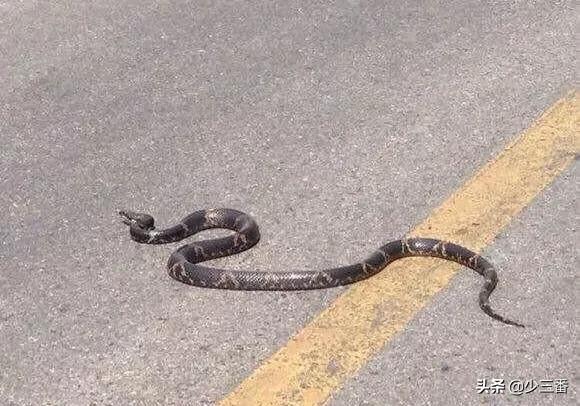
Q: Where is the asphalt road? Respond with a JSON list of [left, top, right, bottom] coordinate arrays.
[[1, 1, 577, 405]]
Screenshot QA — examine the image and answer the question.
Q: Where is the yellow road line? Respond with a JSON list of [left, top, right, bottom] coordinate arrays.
[[220, 91, 579, 406]]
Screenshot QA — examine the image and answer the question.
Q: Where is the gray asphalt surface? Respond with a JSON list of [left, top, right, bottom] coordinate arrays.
[[0, 1, 577, 405]]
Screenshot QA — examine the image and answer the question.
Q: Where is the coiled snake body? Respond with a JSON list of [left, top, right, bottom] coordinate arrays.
[[119, 208, 523, 327]]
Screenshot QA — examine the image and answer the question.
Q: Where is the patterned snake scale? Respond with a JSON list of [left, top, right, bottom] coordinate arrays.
[[119, 208, 524, 327]]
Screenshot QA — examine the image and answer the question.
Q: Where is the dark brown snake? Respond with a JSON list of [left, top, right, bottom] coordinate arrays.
[[119, 208, 524, 327]]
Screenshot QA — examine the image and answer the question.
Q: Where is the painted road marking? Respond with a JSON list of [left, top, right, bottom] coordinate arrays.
[[220, 92, 579, 406]]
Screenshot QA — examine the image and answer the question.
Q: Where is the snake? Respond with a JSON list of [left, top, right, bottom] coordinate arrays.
[[119, 208, 524, 327]]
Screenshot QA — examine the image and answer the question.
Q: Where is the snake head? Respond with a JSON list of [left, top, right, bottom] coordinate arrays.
[[118, 210, 155, 230]]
